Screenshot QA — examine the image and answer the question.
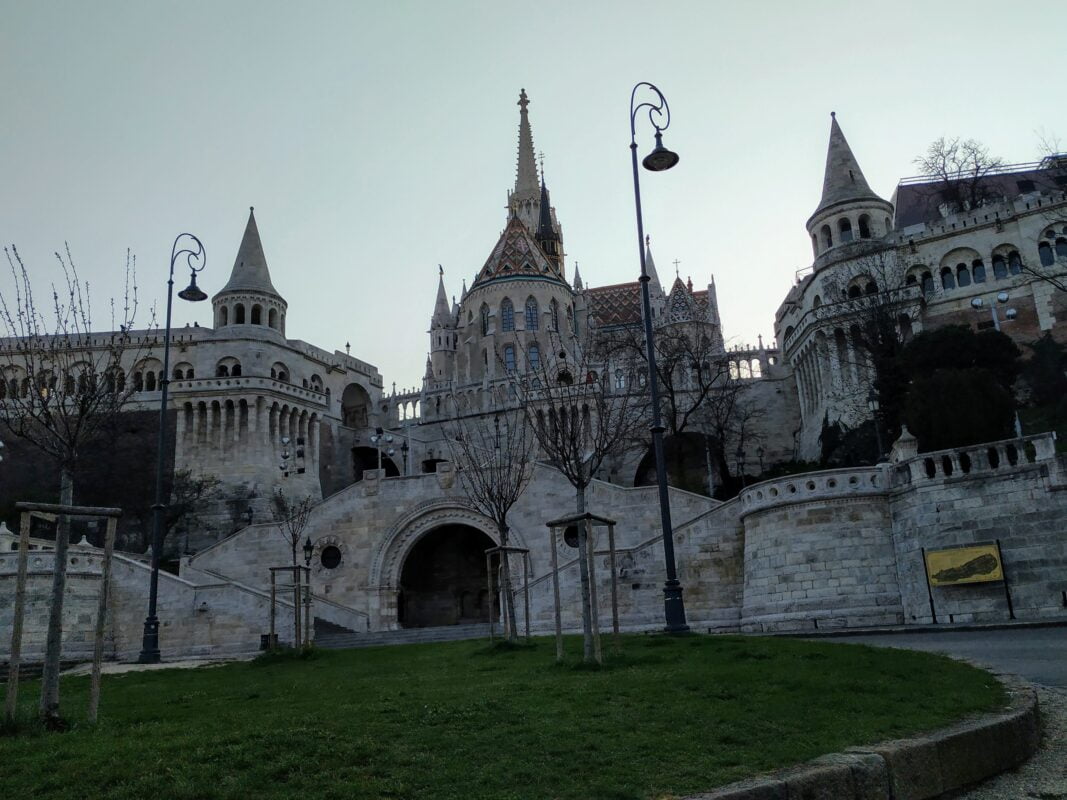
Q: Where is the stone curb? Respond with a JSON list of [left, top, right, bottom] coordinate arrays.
[[683, 675, 1039, 800]]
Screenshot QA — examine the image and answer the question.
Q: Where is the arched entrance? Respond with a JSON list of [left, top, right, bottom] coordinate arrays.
[[341, 383, 370, 428], [351, 446, 399, 480], [398, 524, 497, 628]]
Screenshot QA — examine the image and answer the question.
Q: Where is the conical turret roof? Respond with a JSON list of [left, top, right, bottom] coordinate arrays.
[[217, 208, 281, 297], [810, 113, 887, 221], [644, 236, 663, 293], [431, 267, 452, 328]]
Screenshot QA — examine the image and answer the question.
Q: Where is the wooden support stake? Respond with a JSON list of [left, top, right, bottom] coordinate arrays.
[[608, 523, 620, 651], [586, 517, 602, 664], [523, 551, 531, 642], [269, 570, 277, 648], [3, 511, 32, 726], [88, 516, 118, 724], [550, 527, 563, 662], [486, 552, 495, 643]]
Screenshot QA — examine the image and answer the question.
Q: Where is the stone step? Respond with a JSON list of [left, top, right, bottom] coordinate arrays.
[[315, 623, 492, 650]]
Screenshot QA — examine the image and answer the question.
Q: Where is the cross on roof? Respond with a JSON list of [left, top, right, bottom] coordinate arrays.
[[673, 258, 681, 278]]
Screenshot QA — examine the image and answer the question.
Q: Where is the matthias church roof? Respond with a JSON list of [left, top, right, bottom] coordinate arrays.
[[471, 214, 566, 289]]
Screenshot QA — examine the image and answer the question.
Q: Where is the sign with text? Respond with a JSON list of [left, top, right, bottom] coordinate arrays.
[[925, 544, 1004, 586]]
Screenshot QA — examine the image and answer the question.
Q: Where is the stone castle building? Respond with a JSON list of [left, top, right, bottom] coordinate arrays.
[[3, 91, 1067, 660]]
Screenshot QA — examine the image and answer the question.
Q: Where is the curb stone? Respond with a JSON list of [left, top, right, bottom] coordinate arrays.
[[684, 676, 1039, 800]]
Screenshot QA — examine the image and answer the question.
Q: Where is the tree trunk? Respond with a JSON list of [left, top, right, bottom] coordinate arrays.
[[498, 524, 518, 643], [40, 466, 74, 726], [575, 483, 594, 663]]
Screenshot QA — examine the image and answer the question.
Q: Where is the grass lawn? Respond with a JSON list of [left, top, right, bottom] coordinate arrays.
[[1, 634, 1005, 800]]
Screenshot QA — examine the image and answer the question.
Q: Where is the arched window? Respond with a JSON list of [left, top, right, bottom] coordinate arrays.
[[972, 259, 986, 283], [216, 364, 229, 377], [847, 285, 862, 298], [1039, 242, 1054, 266], [1008, 251, 1023, 274], [528, 343, 540, 371], [566, 306, 574, 333], [525, 297, 539, 330], [811, 233, 818, 256], [821, 225, 833, 250], [905, 274, 917, 286], [992, 254, 1008, 279], [235, 304, 246, 324], [921, 271, 934, 294], [268, 307, 278, 328], [133, 372, 144, 392], [549, 299, 559, 332], [858, 214, 871, 239], [838, 217, 853, 243], [884, 216, 892, 233], [219, 306, 228, 326], [232, 364, 242, 377], [480, 304, 490, 336], [812, 295, 822, 308], [173, 368, 184, 380], [615, 370, 625, 390], [500, 298, 515, 332], [251, 304, 262, 325], [864, 281, 877, 295], [1056, 237, 1067, 260], [941, 267, 956, 290], [146, 372, 157, 392], [956, 263, 971, 287], [503, 345, 516, 372]]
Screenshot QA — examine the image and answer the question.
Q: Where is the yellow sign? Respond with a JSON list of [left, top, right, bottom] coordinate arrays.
[[926, 545, 1003, 586]]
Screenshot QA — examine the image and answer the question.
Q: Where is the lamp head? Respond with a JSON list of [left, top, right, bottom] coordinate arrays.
[[867, 388, 880, 412], [177, 271, 208, 303], [970, 297, 984, 309], [642, 131, 680, 172], [303, 535, 314, 566]]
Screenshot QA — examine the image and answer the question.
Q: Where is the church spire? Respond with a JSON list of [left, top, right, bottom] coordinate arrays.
[[811, 112, 884, 218], [217, 207, 281, 297], [573, 261, 583, 291], [513, 89, 539, 204], [431, 265, 452, 328], [644, 235, 662, 292]]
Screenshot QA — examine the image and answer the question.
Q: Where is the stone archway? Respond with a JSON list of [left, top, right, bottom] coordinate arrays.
[[398, 524, 497, 627]]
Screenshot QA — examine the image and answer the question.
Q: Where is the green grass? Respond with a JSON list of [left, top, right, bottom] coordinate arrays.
[[1, 635, 1005, 800]]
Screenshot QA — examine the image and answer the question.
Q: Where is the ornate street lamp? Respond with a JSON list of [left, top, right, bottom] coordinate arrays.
[[138, 233, 206, 664], [369, 427, 395, 474], [303, 536, 314, 567], [867, 389, 884, 462], [736, 447, 747, 489], [630, 82, 687, 633]]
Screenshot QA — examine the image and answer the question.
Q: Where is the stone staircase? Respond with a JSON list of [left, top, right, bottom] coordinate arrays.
[[313, 620, 491, 650]]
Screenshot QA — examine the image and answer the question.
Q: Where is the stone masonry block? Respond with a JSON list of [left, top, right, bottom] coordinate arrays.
[[848, 737, 942, 800]]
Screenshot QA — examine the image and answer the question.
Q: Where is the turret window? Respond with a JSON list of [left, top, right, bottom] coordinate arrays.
[[858, 214, 871, 239], [251, 304, 262, 325], [972, 259, 986, 283], [820, 225, 833, 250], [940, 267, 956, 290], [992, 255, 1008, 279], [1008, 251, 1023, 274], [525, 297, 539, 330], [235, 304, 246, 324], [268, 308, 278, 328], [220, 306, 229, 326], [956, 263, 971, 287], [501, 298, 515, 332], [838, 218, 853, 244]]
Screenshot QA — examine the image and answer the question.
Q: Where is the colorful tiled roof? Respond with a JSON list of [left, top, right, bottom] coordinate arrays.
[[471, 215, 565, 288]]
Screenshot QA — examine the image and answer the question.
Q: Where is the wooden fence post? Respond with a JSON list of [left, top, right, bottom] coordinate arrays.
[[88, 516, 118, 723]]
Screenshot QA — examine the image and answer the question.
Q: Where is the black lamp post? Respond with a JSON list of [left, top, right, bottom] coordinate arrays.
[[736, 447, 747, 489], [867, 389, 884, 463], [630, 82, 687, 633], [138, 233, 207, 664], [303, 536, 314, 567], [401, 439, 410, 476]]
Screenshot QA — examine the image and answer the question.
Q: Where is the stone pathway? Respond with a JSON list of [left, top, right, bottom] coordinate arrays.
[[60, 658, 239, 677], [954, 686, 1067, 799]]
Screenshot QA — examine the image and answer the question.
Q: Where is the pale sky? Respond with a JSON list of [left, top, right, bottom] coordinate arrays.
[[3, 1, 1066, 392]]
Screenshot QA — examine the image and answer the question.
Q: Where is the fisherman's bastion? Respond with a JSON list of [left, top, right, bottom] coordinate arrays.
[[3, 91, 1067, 662]]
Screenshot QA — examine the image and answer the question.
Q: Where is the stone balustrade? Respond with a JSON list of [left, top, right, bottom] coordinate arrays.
[[892, 432, 1057, 487], [170, 375, 328, 406], [739, 466, 886, 518]]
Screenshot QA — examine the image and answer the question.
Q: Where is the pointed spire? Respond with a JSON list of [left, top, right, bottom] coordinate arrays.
[[513, 88, 539, 204], [460, 278, 468, 299], [536, 175, 554, 239], [425, 355, 433, 380], [573, 261, 583, 291], [431, 266, 451, 328], [812, 112, 885, 218], [644, 235, 663, 292], [218, 207, 281, 296]]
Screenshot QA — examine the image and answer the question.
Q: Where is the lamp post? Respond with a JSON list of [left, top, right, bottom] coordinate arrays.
[[970, 291, 1016, 332], [303, 536, 314, 567], [867, 389, 884, 463], [138, 233, 207, 664], [756, 446, 765, 475], [401, 439, 410, 477], [630, 82, 687, 633], [369, 427, 395, 474], [736, 447, 747, 489]]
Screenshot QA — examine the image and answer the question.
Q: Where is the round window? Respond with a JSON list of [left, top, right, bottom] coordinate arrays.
[[563, 525, 580, 548], [320, 545, 342, 569]]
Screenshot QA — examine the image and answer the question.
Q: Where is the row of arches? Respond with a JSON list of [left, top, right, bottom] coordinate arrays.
[[813, 212, 892, 255], [216, 300, 285, 332], [179, 397, 320, 463], [475, 298, 573, 336], [1038, 225, 1067, 266]]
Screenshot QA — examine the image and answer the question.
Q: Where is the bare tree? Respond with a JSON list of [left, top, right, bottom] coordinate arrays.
[[0, 244, 146, 725], [270, 489, 314, 567], [510, 332, 644, 662], [163, 470, 221, 555], [914, 137, 1005, 213], [446, 408, 535, 642]]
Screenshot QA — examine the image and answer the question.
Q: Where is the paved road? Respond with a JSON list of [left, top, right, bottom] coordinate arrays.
[[820, 627, 1067, 687]]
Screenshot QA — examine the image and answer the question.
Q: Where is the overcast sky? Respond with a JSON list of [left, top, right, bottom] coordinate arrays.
[[3, 1, 1066, 391]]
